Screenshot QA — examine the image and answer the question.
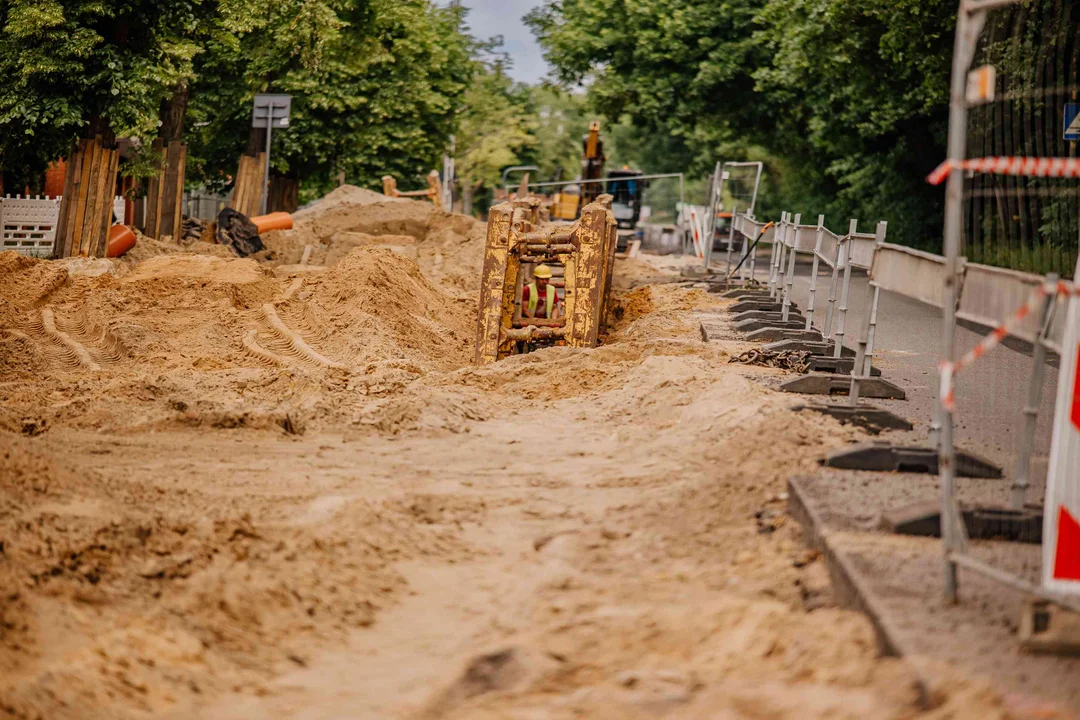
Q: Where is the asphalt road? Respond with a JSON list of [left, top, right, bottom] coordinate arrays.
[[718, 248, 1061, 483]]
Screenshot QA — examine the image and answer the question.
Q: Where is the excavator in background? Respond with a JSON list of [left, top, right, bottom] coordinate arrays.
[[505, 122, 646, 252], [550, 121, 606, 222]]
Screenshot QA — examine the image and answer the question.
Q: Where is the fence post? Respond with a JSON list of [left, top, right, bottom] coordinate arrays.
[[746, 218, 757, 283], [805, 215, 825, 332], [782, 213, 801, 321], [1013, 275, 1059, 509], [768, 213, 782, 296], [833, 220, 857, 358], [725, 204, 739, 278], [778, 214, 791, 301], [848, 221, 887, 405], [862, 221, 888, 373], [939, 4, 987, 603], [823, 234, 845, 341]]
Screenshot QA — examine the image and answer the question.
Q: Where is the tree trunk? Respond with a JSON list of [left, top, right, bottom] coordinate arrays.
[[145, 84, 189, 240], [462, 179, 474, 216]]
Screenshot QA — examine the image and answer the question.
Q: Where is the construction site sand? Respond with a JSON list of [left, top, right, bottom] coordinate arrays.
[[0, 196, 1027, 718]]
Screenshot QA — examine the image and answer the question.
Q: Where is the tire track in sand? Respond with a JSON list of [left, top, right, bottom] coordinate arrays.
[[240, 278, 347, 370], [36, 308, 101, 371]]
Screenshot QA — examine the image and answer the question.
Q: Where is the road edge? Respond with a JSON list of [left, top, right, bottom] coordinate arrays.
[[787, 475, 935, 709]]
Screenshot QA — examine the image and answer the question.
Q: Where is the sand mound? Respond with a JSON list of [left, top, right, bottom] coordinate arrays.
[[292, 184, 403, 222], [0, 251, 70, 326], [298, 246, 474, 372], [261, 189, 486, 297], [1, 244, 477, 433]]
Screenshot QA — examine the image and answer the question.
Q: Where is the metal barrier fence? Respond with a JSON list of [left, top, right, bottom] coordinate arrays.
[[726, 199, 1080, 614], [702, 161, 763, 270], [184, 190, 229, 222], [934, 0, 1080, 611]]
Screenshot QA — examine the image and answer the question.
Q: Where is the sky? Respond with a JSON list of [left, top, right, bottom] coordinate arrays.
[[449, 0, 551, 84]]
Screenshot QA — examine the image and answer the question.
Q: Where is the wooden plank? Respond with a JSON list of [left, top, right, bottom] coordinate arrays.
[[144, 138, 164, 238], [81, 139, 106, 257], [171, 143, 186, 241], [62, 138, 88, 258], [159, 140, 181, 240], [85, 138, 111, 257], [55, 140, 80, 257], [93, 148, 119, 257], [250, 153, 266, 216], [71, 137, 98, 257], [231, 154, 248, 214]]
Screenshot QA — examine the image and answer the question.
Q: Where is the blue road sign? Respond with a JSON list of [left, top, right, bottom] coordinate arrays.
[[1065, 103, 1080, 141]]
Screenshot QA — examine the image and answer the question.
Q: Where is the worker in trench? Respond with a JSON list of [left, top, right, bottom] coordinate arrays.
[[519, 263, 563, 353]]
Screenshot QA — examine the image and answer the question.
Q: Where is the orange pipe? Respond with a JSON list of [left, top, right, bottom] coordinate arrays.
[[250, 212, 293, 234], [106, 224, 137, 258]]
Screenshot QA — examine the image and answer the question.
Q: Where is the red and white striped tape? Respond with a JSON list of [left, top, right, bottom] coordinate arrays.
[[688, 207, 704, 259], [928, 156, 1080, 185], [941, 280, 1080, 412]]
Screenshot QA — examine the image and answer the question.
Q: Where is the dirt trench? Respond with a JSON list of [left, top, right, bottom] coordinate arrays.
[[0, 192, 1018, 719]]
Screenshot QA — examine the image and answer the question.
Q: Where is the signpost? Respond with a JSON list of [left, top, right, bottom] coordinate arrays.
[[1065, 103, 1080, 142], [252, 94, 292, 216]]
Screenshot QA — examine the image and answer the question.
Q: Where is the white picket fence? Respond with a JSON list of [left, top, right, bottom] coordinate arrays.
[[0, 194, 124, 258]]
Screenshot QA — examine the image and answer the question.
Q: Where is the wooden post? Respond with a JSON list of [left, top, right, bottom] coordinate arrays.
[[382, 176, 397, 197], [55, 141, 80, 256], [566, 202, 608, 347], [144, 138, 165, 238], [55, 136, 119, 257], [159, 140, 186, 240], [474, 203, 514, 365], [230, 152, 265, 218]]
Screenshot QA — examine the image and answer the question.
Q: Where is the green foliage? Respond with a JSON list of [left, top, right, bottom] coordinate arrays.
[[0, 0, 204, 185], [527, 0, 958, 250], [186, 0, 476, 196], [456, 67, 537, 189], [525, 86, 590, 181], [0, 0, 480, 199]]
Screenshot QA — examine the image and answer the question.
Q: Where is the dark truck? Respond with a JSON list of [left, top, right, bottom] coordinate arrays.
[[605, 168, 646, 251]]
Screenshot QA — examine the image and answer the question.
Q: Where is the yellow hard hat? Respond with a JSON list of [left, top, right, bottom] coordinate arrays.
[[533, 264, 553, 279]]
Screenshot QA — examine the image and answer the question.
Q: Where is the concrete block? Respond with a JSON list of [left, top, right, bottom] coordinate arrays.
[[1020, 600, 1080, 655], [746, 327, 823, 343], [733, 319, 807, 333], [795, 402, 913, 434], [823, 443, 1002, 478], [781, 374, 906, 399], [807, 355, 881, 377], [764, 339, 856, 357]]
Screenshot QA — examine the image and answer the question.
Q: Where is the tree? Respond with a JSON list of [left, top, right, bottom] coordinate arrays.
[[526, 0, 958, 248], [0, 0, 198, 187], [454, 65, 536, 214], [186, 0, 476, 208], [525, 86, 590, 182]]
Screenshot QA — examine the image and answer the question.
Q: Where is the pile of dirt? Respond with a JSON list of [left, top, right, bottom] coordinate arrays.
[[260, 185, 486, 297], [281, 246, 474, 373], [0, 251, 69, 327], [0, 246, 475, 433]]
